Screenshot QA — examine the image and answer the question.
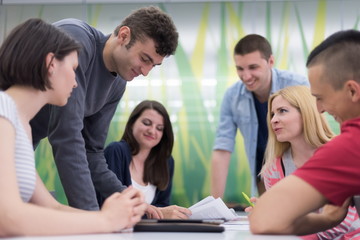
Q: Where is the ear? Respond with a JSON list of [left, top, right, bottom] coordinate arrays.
[[268, 55, 275, 67], [345, 80, 360, 102], [46, 52, 55, 76], [116, 26, 131, 45]]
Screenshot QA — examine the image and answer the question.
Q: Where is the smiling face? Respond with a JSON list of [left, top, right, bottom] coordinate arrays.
[[308, 64, 353, 124], [48, 51, 78, 106], [105, 26, 164, 81], [132, 109, 164, 151], [270, 95, 303, 144], [234, 50, 274, 100]]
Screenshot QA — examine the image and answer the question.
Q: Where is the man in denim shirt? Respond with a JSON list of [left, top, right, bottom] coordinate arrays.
[[211, 34, 309, 199]]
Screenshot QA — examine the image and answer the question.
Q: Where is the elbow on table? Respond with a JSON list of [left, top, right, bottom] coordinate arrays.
[[249, 214, 294, 235], [0, 211, 28, 237]]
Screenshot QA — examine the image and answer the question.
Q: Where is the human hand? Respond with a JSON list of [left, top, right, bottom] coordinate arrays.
[[244, 197, 258, 213], [319, 198, 351, 226], [100, 187, 147, 231], [145, 204, 164, 219], [158, 205, 192, 219]]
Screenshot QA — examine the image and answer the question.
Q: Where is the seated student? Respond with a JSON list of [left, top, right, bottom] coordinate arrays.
[[246, 85, 359, 239], [98, 100, 191, 219], [0, 18, 147, 237], [249, 30, 360, 237]]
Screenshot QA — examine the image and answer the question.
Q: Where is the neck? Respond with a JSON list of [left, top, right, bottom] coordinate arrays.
[[290, 140, 317, 168], [5, 86, 47, 122], [254, 78, 272, 103], [134, 147, 151, 161], [103, 34, 115, 73]]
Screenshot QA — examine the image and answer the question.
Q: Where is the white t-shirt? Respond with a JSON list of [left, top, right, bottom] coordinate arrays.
[[131, 178, 156, 204]]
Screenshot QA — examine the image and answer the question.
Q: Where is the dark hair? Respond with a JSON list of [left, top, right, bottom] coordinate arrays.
[[306, 29, 360, 89], [114, 6, 178, 57], [0, 18, 81, 91], [234, 34, 272, 60], [122, 100, 174, 190]]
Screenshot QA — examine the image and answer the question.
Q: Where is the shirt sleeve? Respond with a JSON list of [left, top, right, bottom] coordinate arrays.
[[213, 87, 238, 152], [47, 23, 126, 210], [84, 91, 127, 200]]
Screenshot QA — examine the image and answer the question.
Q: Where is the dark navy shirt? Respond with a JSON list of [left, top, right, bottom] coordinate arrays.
[[253, 95, 268, 176]]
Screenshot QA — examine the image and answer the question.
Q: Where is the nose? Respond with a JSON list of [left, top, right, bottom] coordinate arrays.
[[316, 101, 325, 113], [73, 80, 78, 89], [147, 126, 156, 135], [240, 69, 251, 81], [141, 64, 153, 77], [270, 114, 278, 124]]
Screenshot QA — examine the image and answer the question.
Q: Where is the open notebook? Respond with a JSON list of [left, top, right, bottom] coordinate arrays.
[[189, 196, 239, 220]]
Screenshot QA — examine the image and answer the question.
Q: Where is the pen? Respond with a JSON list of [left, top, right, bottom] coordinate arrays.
[[242, 192, 255, 207]]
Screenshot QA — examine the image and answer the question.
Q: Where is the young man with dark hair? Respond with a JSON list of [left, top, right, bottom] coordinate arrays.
[[30, 6, 178, 213], [249, 29, 360, 237]]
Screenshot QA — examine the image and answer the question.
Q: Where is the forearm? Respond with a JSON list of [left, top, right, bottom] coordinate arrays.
[[0, 202, 109, 237], [291, 212, 342, 236], [88, 152, 127, 199], [210, 151, 231, 198]]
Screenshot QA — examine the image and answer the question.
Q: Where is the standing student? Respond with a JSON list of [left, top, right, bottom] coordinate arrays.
[[30, 6, 179, 211], [98, 100, 191, 219], [0, 18, 146, 237], [249, 29, 360, 238], [249, 86, 359, 239], [211, 34, 308, 198]]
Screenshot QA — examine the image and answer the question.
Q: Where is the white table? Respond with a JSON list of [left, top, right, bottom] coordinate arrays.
[[3, 219, 300, 240], [4, 231, 300, 240]]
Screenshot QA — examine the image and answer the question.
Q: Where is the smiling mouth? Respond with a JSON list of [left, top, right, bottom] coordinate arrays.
[[132, 69, 140, 78]]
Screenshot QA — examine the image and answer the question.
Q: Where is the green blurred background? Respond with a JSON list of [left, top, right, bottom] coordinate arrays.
[[0, 0, 354, 207]]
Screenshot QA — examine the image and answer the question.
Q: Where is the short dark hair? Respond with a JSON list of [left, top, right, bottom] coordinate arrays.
[[306, 29, 360, 89], [114, 6, 178, 57], [0, 18, 81, 91], [122, 100, 174, 190], [234, 34, 272, 60]]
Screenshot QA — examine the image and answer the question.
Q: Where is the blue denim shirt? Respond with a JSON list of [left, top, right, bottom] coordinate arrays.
[[213, 68, 309, 194]]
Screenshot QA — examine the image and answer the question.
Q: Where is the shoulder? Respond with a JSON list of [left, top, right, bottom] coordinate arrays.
[[53, 18, 106, 49], [106, 140, 130, 153], [167, 156, 174, 166], [223, 81, 247, 99], [272, 68, 309, 86], [0, 92, 18, 126], [54, 18, 96, 34]]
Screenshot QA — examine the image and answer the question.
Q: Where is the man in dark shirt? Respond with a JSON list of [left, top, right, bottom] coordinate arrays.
[[31, 6, 178, 211]]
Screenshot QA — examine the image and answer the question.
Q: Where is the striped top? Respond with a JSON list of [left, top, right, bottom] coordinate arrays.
[[0, 92, 36, 202]]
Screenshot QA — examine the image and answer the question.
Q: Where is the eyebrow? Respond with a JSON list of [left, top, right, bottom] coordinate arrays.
[[143, 118, 164, 126], [143, 53, 162, 66], [273, 106, 288, 111]]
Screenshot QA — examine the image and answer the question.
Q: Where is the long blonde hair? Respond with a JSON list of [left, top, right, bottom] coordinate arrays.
[[260, 85, 334, 176]]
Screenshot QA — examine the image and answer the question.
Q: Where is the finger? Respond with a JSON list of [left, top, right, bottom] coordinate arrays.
[[177, 207, 192, 216], [177, 211, 190, 219], [244, 206, 253, 213]]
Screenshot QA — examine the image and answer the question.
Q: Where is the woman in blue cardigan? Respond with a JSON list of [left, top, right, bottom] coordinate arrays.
[[100, 100, 191, 219]]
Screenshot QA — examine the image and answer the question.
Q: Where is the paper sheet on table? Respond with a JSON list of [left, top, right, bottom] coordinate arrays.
[[189, 196, 238, 220]]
